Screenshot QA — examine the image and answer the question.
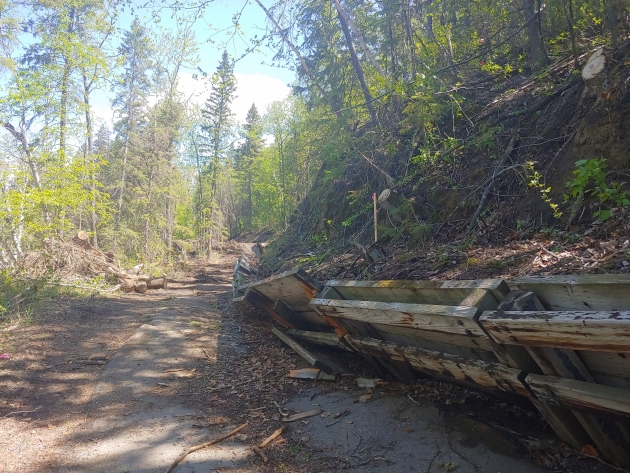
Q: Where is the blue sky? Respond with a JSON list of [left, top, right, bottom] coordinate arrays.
[[92, 0, 295, 125]]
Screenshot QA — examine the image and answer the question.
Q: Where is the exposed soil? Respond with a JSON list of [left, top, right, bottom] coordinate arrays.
[[0, 250, 623, 473]]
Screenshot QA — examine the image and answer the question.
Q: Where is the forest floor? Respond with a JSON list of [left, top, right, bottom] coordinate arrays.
[[0, 248, 622, 473]]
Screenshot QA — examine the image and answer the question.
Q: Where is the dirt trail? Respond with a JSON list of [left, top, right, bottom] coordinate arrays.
[[2, 250, 604, 472]]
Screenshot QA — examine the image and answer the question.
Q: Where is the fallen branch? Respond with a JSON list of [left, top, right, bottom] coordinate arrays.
[[259, 426, 286, 448], [253, 446, 269, 463], [163, 422, 248, 473], [3, 406, 41, 418]]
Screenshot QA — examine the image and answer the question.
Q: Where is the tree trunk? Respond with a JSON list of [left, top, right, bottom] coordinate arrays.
[[332, 0, 386, 78], [335, 3, 377, 123], [254, 0, 332, 101], [82, 71, 98, 249], [522, 0, 547, 71], [563, 0, 579, 68], [604, 0, 620, 48]]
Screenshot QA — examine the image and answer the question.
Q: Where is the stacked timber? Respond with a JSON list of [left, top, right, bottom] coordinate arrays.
[[235, 269, 630, 469]]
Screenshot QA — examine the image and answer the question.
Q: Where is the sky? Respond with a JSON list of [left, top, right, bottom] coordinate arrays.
[[93, 0, 295, 126]]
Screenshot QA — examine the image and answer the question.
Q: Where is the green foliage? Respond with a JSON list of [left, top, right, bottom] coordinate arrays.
[[564, 159, 630, 221], [526, 162, 562, 218], [473, 125, 503, 151]]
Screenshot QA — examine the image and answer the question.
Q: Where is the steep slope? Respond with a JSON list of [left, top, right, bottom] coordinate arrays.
[[260, 41, 630, 280]]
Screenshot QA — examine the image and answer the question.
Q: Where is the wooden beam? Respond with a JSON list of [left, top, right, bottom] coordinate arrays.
[[272, 328, 334, 374], [322, 279, 505, 308], [440, 279, 510, 303], [345, 336, 530, 397], [478, 290, 591, 450], [311, 298, 485, 338], [479, 310, 630, 353], [512, 274, 630, 310], [525, 373, 630, 421]]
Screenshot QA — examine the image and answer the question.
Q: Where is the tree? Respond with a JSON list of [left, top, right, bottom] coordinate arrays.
[[234, 103, 263, 232], [198, 50, 237, 252], [201, 50, 237, 203], [111, 18, 154, 234]]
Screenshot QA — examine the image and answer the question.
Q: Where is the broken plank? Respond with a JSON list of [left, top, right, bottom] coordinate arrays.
[[345, 335, 530, 398], [281, 409, 322, 423], [272, 328, 334, 374], [285, 329, 353, 351], [311, 298, 485, 338], [288, 368, 336, 381], [479, 310, 630, 353]]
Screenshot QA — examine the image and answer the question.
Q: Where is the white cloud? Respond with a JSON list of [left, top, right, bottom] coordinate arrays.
[[233, 73, 291, 121], [177, 71, 291, 123]]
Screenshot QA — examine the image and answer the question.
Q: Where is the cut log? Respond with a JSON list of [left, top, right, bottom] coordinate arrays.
[[135, 281, 147, 294], [71, 231, 91, 250], [148, 276, 168, 289], [120, 279, 135, 293]]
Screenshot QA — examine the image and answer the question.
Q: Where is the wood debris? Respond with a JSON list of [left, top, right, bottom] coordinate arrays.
[[281, 409, 322, 423], [259, 427, 285, 448], [288, 368, 336, 381]]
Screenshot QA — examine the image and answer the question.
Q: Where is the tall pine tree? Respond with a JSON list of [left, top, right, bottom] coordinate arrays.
[[201, 50, 237, 203]]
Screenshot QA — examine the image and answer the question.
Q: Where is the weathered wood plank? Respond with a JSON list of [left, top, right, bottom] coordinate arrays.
[[237, 268, 322, 302], [476, 290, 542, 371], [272, 328, 334, 374], [481, 290, 590, 450], [525, 374, 630, 420], [323, 279, 504, 308], [366, 323, 496, 356], [311, 298, 486, 338], [479, 310, 630, 353], [345, 336, 530, 398], [580, 352, 630, 389], [441, 279, 510, 303], [512, 274, 630, 310], [285, 329, 353, 351]]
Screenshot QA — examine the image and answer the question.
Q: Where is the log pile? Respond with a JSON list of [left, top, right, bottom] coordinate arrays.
[[106, 264, 167, 294], [16, 232, 167, 294]]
